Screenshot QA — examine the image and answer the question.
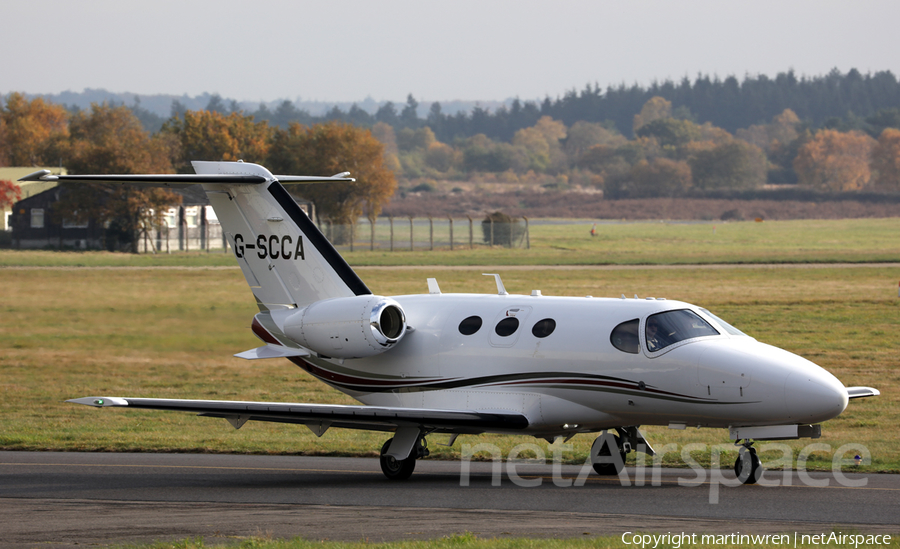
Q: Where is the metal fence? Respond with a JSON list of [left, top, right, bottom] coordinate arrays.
[[137, 220, 228, 254], [136, 216, 530, 254], [322, 216, 530, 252]]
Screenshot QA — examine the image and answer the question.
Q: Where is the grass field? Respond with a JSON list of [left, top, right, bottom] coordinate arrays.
[[1, 259, 897, 472], [2, 217, 899, 267]]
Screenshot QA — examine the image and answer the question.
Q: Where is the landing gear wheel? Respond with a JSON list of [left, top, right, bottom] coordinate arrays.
[[380, 438, 417, 480], [591, 435, 627, 476], [734, 447, 762, 485]]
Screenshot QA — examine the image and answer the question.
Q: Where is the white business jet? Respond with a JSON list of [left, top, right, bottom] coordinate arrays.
[[22, 161, 879, 484]]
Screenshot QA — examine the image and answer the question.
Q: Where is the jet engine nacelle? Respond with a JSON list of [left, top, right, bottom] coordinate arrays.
[[278, 295, 407, 359]]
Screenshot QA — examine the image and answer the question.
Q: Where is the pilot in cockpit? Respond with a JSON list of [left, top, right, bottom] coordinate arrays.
[[646, 318, 663, 351]]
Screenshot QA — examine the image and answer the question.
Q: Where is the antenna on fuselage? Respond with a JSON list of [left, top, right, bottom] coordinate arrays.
[[427, 278, 441, 294], [483, 273, 508, 295]]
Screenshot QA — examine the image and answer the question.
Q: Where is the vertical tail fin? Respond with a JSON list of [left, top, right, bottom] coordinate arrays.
[[195, 161, 370, 310]]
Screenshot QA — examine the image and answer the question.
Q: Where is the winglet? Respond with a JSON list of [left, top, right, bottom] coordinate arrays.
[[67, 396, 129, 407], [19, 169, 55, 182]]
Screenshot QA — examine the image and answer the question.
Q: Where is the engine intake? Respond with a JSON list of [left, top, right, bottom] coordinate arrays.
[[276, 295, 407, 359]]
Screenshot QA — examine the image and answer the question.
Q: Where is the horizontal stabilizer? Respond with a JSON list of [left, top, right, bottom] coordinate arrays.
[[234, 345, 310, 360], [18, 169, 354, 186], [67, 396, 530, 433], [846, 386, 880, 399]]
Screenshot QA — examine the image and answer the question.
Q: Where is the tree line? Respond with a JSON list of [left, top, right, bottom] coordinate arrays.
[[3, 66, 900, 251], [347, 97, 899, 199], [120, 67, 900, 198], [142, 68, 900, 141], [108, 68, 900, 143], [0, 93, 396, 251]]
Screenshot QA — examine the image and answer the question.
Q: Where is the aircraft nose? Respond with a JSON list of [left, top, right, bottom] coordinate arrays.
[[784, 369, 848, 423]]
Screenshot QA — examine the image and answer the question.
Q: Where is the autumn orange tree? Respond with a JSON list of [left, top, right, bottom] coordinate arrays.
[[0, 179, 22, 210], [162, 110, 271, 172], [794, 129, 876, 191], [0, 92, 69, 166], [60, 103, 180, 252], [870, 128, 900, 191], [266, 122, 396, 241]]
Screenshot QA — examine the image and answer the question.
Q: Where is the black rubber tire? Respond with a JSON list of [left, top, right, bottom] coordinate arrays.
[[380, 438, 417, 480], [734, 448, 762, 485], [592, 435, 626, 475]]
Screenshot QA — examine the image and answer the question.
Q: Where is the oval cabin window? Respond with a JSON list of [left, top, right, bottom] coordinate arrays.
[[531, 318, 556, 338], [494, 317, 520, 337], [458, 316, 483, 336]]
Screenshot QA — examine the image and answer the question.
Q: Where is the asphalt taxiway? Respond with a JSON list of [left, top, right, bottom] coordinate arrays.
[[1, 452, 897, 547]]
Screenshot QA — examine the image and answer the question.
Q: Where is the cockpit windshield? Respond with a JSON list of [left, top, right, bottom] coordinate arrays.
[[699, 308, 748, 337], [645, 309, 719, 352]]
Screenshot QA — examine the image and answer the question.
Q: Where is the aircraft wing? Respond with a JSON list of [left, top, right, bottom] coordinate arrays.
[[67, 396, 529, 435]]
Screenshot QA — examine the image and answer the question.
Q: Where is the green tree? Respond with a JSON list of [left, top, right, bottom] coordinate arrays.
[[375, 102, 399, 126], [396, 127, 436, 152], [512, 116, 567, 173], [400, 94, 420, 128], [563, 121, 625, 160], [736, 109, 801, 153], [424, 142, 458, 173], [462, 134, 518, 173], [629, 158, 692, 197], [688, 140, 766, 190], [636, 118, 702, 149], [633, 96, 672, 134], [512, 126, 552, 172]]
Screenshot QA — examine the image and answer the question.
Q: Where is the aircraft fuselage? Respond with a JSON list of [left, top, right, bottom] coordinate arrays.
[[274, 293, 849, 439]]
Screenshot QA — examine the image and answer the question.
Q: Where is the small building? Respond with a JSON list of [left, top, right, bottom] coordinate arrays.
[[0, 167, 67, 231], [8, 181, 316, 252], [140, 185, 226, 253], [8, 186, 104, 249]]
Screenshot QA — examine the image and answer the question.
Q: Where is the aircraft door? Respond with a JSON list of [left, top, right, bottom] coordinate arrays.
[[489, 306, 532, 347]]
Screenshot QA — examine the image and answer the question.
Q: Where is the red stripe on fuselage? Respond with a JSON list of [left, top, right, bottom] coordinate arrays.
[[252, 317, 281, 345], [291, 358, 449, 387]]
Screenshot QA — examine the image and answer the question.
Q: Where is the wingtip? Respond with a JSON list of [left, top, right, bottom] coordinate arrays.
[[846, 386, 880, 399], [67, 396, 129, 407], [18, 169, 53, 182]]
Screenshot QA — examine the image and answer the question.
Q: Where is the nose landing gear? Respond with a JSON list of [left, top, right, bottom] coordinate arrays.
[[734, 440, 762, 484]]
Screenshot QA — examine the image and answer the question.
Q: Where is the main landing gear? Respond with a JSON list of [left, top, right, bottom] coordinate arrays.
[[590, 427, 655, 475], [591, 433, 627, 475], [379, 436, 429, 480], [734, 440, 762, 485]]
